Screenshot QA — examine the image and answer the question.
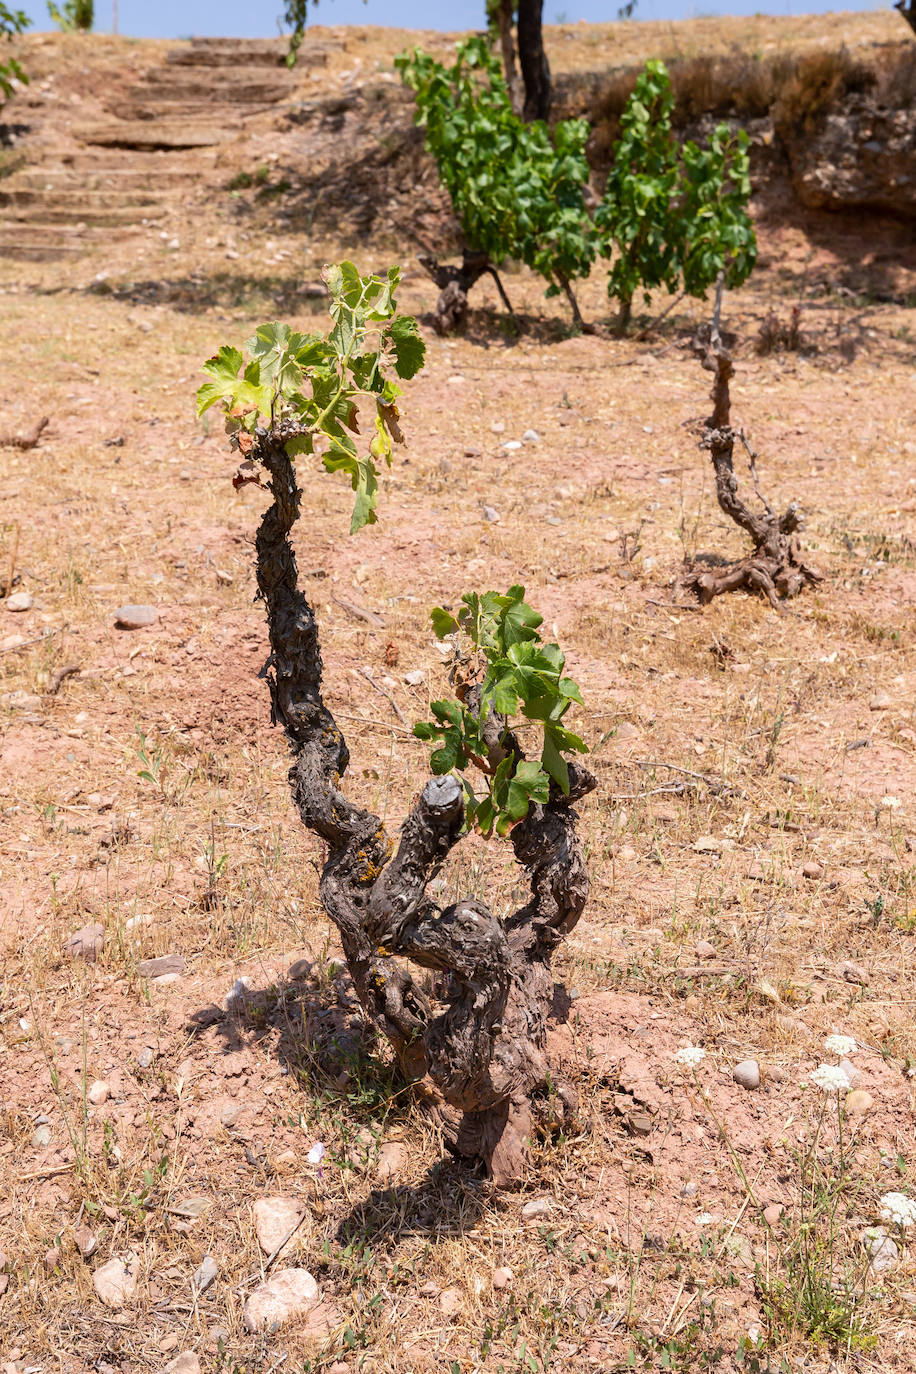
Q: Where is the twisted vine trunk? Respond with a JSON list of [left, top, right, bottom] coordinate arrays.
[[253, 432, 595, 1183], [684, 288, 823, 609], [418, 251, 516, 335]]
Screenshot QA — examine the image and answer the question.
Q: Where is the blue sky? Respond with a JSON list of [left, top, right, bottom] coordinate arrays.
[[16, 0, 890, 38]]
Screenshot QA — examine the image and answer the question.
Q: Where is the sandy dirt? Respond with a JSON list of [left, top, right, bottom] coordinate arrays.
[[1, 14, 916, 1374]]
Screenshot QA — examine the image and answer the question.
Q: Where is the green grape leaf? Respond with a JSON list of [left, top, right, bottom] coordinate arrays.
[[431, 607, 459, 639], [386, 314, 426, 380]]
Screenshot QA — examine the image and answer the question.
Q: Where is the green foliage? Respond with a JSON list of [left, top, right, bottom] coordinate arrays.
[[414, 586, 587, 837], [679, 123, 757, 297], [0, 2, 29, 105], [196, 262, 425, 533], [47, 0, 93, 30], [595, 59, 756, 322], [396, 38, 595, 299]]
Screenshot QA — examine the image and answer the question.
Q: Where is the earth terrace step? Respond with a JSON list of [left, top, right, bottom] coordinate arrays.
[[141, 64, 299, 91], [165, 37, 336, 67], [0, 202, 166, 227], [120, 94, 289, 118], [15, 167, 202, 190], [0, 222, 111, 250], [126, 82, 296, 105], [1, 187, 170, 210], [75, 122, 231, 149], [43, 149, 218, 174], [0, 242, 86, 261]]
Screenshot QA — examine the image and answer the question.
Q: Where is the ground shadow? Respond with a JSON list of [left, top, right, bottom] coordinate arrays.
[[79, 274, 332, 315]]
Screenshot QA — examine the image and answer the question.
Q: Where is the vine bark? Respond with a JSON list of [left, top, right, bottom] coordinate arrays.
[[684, 286, 823, 609], [252, 431, 594, 1182]]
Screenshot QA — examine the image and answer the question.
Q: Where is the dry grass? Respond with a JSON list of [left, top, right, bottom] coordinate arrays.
[[588, 41, 916, 163], [2, 14, 916, 1374]]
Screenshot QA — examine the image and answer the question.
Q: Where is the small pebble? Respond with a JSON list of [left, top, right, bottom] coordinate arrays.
[[836, 960, 870, 986], [164, 1354, 201, 1374], [114, 605, 157, 630], [253, 1197, 303, 1256], [74, 1225, 98, 1259], [87, 1080, 109, 1106], [137, 1047, 155, 1069], [521, 1198, 551, 1220], [5, 592, 33, 612], [43, 1247, 61, 1272], [93, 1254, 139, 1307], [733, 1060, 760, 1091], [763, 1203, 784, 1228], [376, 1141, 407, 1184], [62, 923, 105, 961], [680, 1181, 698, 1198], [521, 428, 539, 443], [869, 692, 892, 710], [243, 1268, 319, 1332], [695, 940, 717, 959], [136, 954, 186, 979], [404, 669, 424, 686], [490, 422, 505, 434], [802, 861, 824, 880], [192, 1255, 218, 1294], [863, 1225, 898, 1273], [846, 1089, 874, 1115], [439, 1287, 462, 1316], [482, 505, 500, 523], [32, 1124, 52, 1148], [225, 976, 255, 1008], [492, 1266, 514, 1290]]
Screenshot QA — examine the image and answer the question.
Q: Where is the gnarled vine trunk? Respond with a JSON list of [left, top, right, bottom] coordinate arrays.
[[253, 431, 595, 1183], [684, 287, 823, 609], [418, 250, 516, 335]]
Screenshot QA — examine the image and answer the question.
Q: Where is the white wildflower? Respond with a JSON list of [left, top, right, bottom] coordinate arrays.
[[694, 1212, 714, 1226], [307, 1141, 326, 1166], [824, 1034, 858, 1057], [880, 796, 901, 810], [809, 1063, 850, 1093], [879, 1193, 916, 1229], [675, 1046, 706, 1067]]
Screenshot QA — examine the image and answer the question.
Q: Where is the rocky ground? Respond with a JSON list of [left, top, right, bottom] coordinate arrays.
[[1, 14, 916, 1374]]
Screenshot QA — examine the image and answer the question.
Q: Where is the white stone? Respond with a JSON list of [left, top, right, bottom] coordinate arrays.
[[521, 1198, 551, 1220], [242, 1268, 319, 1333], [192, 1255, 218, 1294], [863, 1226, 898, 1274], [163, 1355, 201, 1374], [733, 1060, 760, 1091], [93, 1255, 139, 1307], [87, 1080, 110, 1106], [114, 604, 157, 630], [253, 1197, 303, 1255], [5, 592, 32, 612], [376, 1141, 407, 1184]]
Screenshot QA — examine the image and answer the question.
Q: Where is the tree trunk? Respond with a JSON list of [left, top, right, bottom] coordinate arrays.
[[895, 0, 916, 36], [517, 0, 551, 123], [250, 431, 595, 1182], [495, 0, 524, 115], [683, 282, 823, 609]]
